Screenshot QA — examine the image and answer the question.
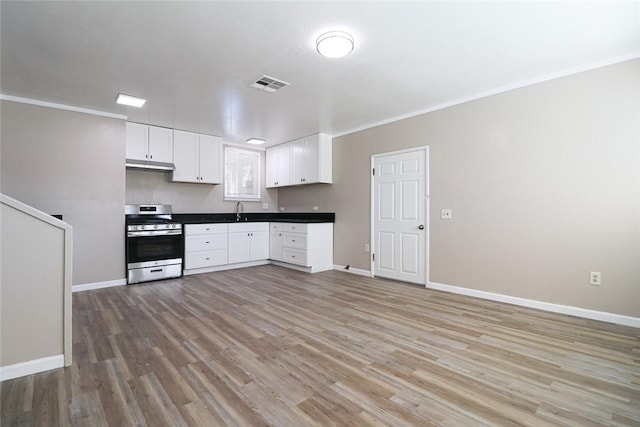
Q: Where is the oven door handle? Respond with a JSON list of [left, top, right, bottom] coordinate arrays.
[[127, 229, 183, 237]]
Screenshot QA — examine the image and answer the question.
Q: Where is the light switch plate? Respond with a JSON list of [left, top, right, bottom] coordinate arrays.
[[262, 203, 269, 209], [313, 205, 319, 211], [441, 208, 452, 219]]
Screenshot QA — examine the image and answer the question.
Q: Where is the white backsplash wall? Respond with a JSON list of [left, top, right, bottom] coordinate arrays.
[[126, 161, 277, 213]]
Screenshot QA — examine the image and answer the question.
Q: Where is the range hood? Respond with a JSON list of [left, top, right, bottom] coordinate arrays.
[[125, 158, 175, 171]]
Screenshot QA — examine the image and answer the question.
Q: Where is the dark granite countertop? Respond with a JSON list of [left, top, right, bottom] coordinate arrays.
[[173, 212, 335, 224]]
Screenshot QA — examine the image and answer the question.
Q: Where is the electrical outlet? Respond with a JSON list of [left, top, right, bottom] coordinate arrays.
[[441, 208, 452, 219], [279, 207, 285, 211], [364, 243, 370, 253], [589, 271, 601, 286], [262, 203, 269, 209], [313, 205, 319, 211]]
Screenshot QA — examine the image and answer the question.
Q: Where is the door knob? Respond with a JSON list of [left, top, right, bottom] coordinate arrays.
[[418, 224, 425, 230]]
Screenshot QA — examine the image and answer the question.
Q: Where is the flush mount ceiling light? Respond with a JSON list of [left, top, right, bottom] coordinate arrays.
[[116, 93, 146, 108], [316, 31, 354, 58], [246, 138, 266, 145]]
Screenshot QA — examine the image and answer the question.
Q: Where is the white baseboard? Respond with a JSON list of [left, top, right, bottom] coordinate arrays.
[[72, 278, 126, 293], [427, 281, 640, 328], [334, 265, 372, 277], [0, 354, 64, 381]]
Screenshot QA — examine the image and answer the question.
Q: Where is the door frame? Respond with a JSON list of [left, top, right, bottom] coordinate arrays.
[[370, 146, 430, 285]]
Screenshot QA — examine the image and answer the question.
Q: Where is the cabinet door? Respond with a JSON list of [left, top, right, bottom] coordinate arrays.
[[228, 232, 251, 264], [266, 147, 278, 188], [276, 144, 291, 186], [172, 130, 200, 183], [304, 135, 320, 184], [267, 144, 290, 188], [289, 138, 306, 185], [148, 126, 173, 163], [250, 231, 269, 261], [317, 133, 333, 183], [269, 230, 283, 261], [198, 135, 222, 184], [125, 122, 148, 161]]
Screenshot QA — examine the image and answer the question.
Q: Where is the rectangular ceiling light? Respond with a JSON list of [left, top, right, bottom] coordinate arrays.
[[246, 138, 266, 145], [116, 93, 146, 108]]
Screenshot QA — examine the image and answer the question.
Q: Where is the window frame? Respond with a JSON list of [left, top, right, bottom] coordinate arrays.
[[223, 146, 261, 201]]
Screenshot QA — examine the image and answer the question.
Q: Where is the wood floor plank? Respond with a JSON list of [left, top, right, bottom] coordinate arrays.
[[2, 265, 639, 426]]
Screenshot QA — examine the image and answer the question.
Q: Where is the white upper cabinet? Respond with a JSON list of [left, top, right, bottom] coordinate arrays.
[[266, 133, 331, 188], [125, 122, 148, 161], [289, 139, 306, 185], [198, 134, 223, 183], [266, 143, 290, 188], [172, 130, 222, 184], [148, 126, 173, 163], [126, 122, 174, 163]]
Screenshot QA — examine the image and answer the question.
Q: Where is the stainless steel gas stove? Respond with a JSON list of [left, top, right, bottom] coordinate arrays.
[[125, 204, 183, 284]]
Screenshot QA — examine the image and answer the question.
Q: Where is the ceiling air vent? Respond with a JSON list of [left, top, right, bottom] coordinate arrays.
[[250, 75, 290, 93]]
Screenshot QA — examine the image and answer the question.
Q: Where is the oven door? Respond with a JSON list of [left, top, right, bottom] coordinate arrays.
[[126, 230, 183, 267]]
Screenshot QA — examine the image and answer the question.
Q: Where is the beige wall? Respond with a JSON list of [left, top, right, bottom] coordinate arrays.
[[126, 148, 278, 213], [1, 100, 126, 285], [278, 59, 640, 317]]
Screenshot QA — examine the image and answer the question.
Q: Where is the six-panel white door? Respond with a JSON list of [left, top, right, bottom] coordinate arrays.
[[373, 148, 427, 284]]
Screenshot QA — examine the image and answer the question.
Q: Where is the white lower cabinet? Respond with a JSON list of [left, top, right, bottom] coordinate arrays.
[[228, 222, 269, 264], [269, 222, 334, 272], [184, 224, 228, 270], [269, 223, 284, 261], [185, 221, 333, 275]]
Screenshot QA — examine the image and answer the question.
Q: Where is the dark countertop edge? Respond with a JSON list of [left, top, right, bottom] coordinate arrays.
[[173, 212, 335, 224]]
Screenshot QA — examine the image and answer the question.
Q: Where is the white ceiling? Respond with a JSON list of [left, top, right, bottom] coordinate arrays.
[[2, 1, 639, 146]]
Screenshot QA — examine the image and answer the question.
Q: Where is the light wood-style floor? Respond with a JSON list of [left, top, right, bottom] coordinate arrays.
[[2, 265, 639, 426]]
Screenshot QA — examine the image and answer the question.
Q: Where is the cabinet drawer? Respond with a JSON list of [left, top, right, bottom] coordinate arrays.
[[185, 223, 228, 235], [270, 223, 283, 232], [283, 223, 307, 233], [186, 234, 227, 252], [185, 249, 227, 269], [283, 233, 307, 249], [228, 222, 269, 233], [283, 248, 308, 266]]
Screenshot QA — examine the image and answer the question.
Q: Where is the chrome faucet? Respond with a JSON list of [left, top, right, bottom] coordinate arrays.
[[236, 201, 244, 221]]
